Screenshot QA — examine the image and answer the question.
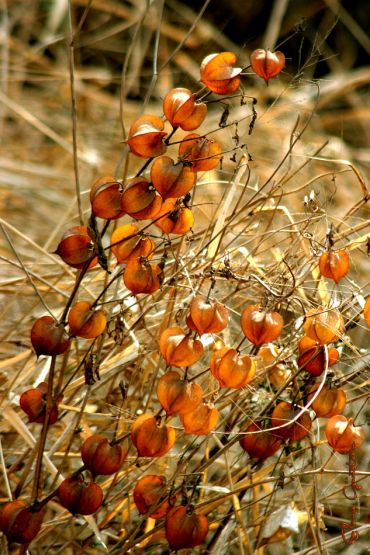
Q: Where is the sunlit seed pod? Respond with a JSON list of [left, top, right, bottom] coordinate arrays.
[[271, 401, 312, 441], [179, 133, 221, 172], [121, 177, 162, 220], [31, 315, 70, 357], [241, 305, 284, 346], [159, 326, 204, 367], [151, 156, 196, 199], [123, 258, 162, 295], [319, 249, 350, 283], [165, 505, 209, 550], [131, 414, 176, 457], [81, 434, 125, 476], [200, 52, 242, 95], [20, 381, 60, 424], [68, 301, 106, 339], [133, 475, 176, 519], [250, 49, 285, 82], [54, 226, 97, 269], [154, 198, 194, 235], [111, 223, 155, 264], [90, 176, 125, 220], [180, 402, 219, 435], [325, 416, 365, 454], [187, 295, 229, 336], [157, 370, 203, 415], [303, 307, 344, 345], [297, 336, 339, 376], [127, 115, 167, 158], [163, 87, 207, 130], [307, 384, 346, 418], [210, 347, 255, 388]]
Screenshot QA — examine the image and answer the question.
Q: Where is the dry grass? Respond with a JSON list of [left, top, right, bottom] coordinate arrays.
[[0, 1, 369, 553]]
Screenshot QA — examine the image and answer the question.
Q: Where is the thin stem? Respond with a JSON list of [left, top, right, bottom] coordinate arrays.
[[32, 356, 57, 503], [67, 0, 83, 225]]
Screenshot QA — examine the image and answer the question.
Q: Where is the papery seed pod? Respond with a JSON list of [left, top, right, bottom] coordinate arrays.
[[20, 382, 60, 424], [239, 421, 282, 460], [151, 156, 196, 199], [325, 416, 365, 454], [271, 402, 312, 441], [90, 176, 125, 220], [68, 301, 106, 339], [163, 88, 207, 130], [133, 475, 176, 519], [127, 115, 167, 158], [131, 414, 176, 457], [121, 177, 162, 220], [250, 49, 285, 82], [319, 249, 350, 283], [241, 305, 284, 346], [165, 505, 209, 550], [297, 336, 339, 376], [307, 384, 346, 418], [111, 224, 155, 264], [303, 307, 344, 345], [81, 434, 125, 476], [210, 347, 255, 388], [187, 295, 229, 335], [154, 198, 194, 235], [31, 315, 70, 357], [123, 258, 162, 295], [200, 52, 242, 94], [179, 133, 221, 172], [181, 402, 219, 435], [157, 370, 203, 415], [159, 326, 204, 367], [58, 475, 103, 515], [0, 500, 44, 544], [54, 226, 97, 269]]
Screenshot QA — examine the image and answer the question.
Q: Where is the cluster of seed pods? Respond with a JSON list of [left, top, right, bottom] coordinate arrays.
[[1, 46, 366, 552]]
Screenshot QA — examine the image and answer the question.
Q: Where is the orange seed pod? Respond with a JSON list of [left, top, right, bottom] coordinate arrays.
[[81, 434, 125, 476], [159, 326, 204, 367], [250, 49, 285, 82], [31, 315, 70, 357], [54, 226, 97, 269], [154, 198, 194, 235], [68, 301, 106, 339], [179, 133, 221, 172], [157, 370, 203, 415], [131, 414, 176, 457], [127, 115, 167, 158], [90, 176, 125, 220], [241, 305, 284, 346], [163, 88, 207, 131], [319, 249, 350, 283], [200, 52, 242, 94]]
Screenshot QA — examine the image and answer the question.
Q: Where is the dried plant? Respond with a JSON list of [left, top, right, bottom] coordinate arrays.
[[0, 1, 369, 554]]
